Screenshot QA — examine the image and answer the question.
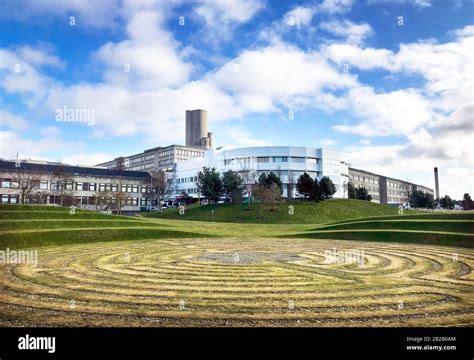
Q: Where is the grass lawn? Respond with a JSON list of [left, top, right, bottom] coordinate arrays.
[[142, 199, 416, 224], [0, 203, 472, 327], [0, 203, 472, 248]]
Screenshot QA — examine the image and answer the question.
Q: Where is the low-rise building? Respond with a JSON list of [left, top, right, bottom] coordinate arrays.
[[349, 168, 434, 205], [0, 160, 152, 212]]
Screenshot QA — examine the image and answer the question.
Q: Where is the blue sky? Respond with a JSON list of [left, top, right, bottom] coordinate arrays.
[[0, 0, 473, 198]]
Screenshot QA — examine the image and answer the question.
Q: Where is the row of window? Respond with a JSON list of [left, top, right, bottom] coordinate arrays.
[[388, 190, 407, 196], [225, 156, 319, 165], [159, 159, 172, 166], [0, 194, 152, 206], [177, 188, 199, 195], [0, 179, 148, 193], [130, 163, 154, 171], [387, 197, 407, 203], [365, 186, 379, 193], [159, 150, 172, 157], [160, 149, 205, 157], [1, 194, 17, 203], [177, 176, 198, 184], [350, 174, 379, 184], [176, 149, 204, 157], [388, 181, 406, 188]]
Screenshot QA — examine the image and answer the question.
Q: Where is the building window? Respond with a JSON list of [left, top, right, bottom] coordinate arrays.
[[272, 157, 288, 162], [89, 183, 96, 192], [257, 157, 270, 163], [76, 182, 83, 191], [132, 185, 138, 193], [1, 180, 11, 188], [290, 157, 305, 163], [99, 183, 106, 191], [307, 158, 318, 164], [2, 195, 9, 203]]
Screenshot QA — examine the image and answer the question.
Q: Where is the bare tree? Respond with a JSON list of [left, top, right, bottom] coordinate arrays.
[[115, 156, 127, 170], [150, 170, 168, 211], [10, 172, 42, 204], [111, 178, 128, 215], [287, 170, 298, 201], [94, 190, 113, 211], [240, 166, 258, 210], [342, 180, 348, 199], [402, 181, 414, 207], [52, 164, 74, 206], [114, 190, 127, 215], [252, 182, 282, 214], [167, 164, 178, 203]]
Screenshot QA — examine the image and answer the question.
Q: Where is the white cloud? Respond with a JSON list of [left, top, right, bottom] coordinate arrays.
[[0, 111, 29, 131], [347, 142, 473, 200], [0, 47, 58, 108], [324, 26, 474, 108], [367, 0, 432, 8], [210, 42, 357, 110], [195, 0, 265, 41], [0, 130, 77, 161], [318, 0, 354, 14], [95, 10, 192, 89], [40, 126, 60, 137], [320, 20, 373, 45], [452, 25, 474, 38], [283, 6, 316, 28], [345, 104, 474, 199], [333, 86, 435, 136], [323, 43, 395, 70], [16, 46, 65, 68], [226, 126, 273, 147], [61, 152, 116, 166], [320, 138, 337, 147]]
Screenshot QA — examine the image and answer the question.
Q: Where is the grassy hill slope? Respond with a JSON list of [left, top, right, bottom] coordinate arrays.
[[290, 212, 474, 248], [1, 204, 472, 249], [143, 199, 413, 224]]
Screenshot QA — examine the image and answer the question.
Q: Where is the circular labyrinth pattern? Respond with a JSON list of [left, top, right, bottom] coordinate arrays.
[[0, 238, 473, 327]]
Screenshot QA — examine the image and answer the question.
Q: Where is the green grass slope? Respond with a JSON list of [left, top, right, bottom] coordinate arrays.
[[1, 204, 472, 249], [290, 212, 474, 248], [143, 199, 412, 224], [0, 205, 207, 248]]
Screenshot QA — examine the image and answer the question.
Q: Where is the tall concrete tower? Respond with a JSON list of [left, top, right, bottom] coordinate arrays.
[[434, 167, 440, 200], [185, 109, 211, 148]]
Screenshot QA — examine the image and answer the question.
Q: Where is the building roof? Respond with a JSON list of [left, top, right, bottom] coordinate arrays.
[[0, 160, 151, 180]]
